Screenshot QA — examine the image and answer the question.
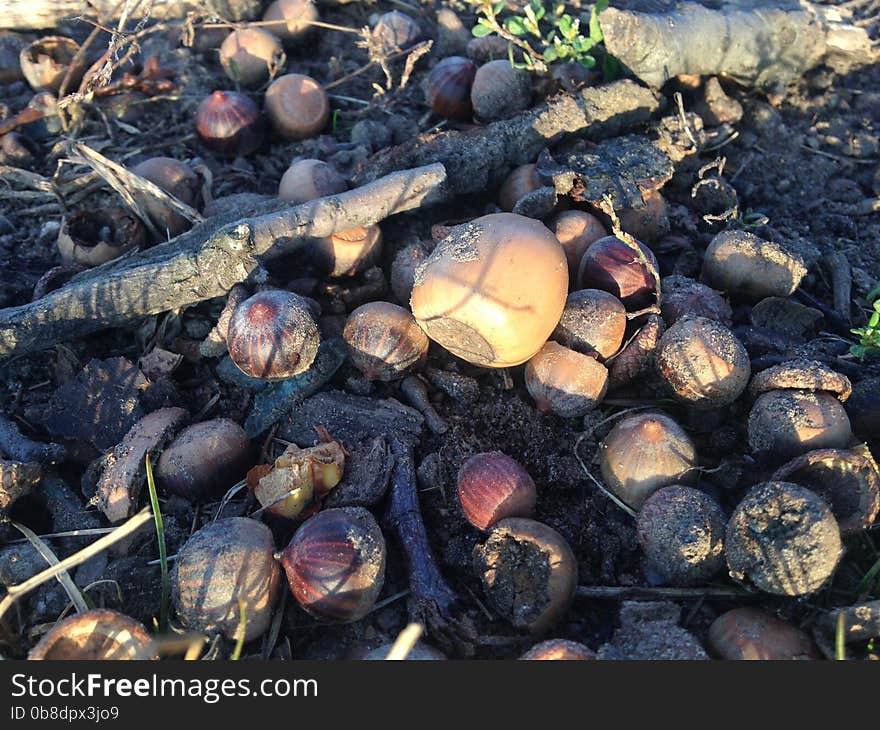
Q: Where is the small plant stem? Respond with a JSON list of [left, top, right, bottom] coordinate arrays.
[[835, 611, 846, 660], [385, 622, 424, 660], [145, 454, 169, 632], [231, 600, 247, 660]]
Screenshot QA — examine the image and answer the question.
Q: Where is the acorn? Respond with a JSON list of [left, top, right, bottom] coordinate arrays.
[[636, 485, 725, 586], [195, 90, 264, 157], [701, 229, 807, 299], [19, 35, 84, 92], [457, 452, 537, 530], [655, 316, 751, 409], [520, 639, 596, 660], [608, 314, 664, 388], [410, 213, 568, 368], [219, 27, 286, 88], [707, 608, 819, 660], [525, 341, 609, 417], [425, 55, 477, 120], [310, 225, 382, 278], [264, 73, 329, 139], [343, 301, 429, 381], [156, 418, 252, 501], [553, 289, 626, 361], [262, 0, 319, 43], [660, 275, 732, 326], [278, 158, 347, 204], [172, 517, 281, 641], [617, 189, 669, 243], [473, 517, 577, 633], [131, 157, 200, 236], [498, 163, 540, 212], [599, 412, 697, 509], [279, 507, 386, 622], [371, 11, 422, 53], [57, 207, 147, 267], [725, 481, 842, 596], [28, 610, 156, 660], [577, 235, 658, 309], [226, 290, 321, 380], [551, 210, 607, 275], [470, 59, 531, 122]]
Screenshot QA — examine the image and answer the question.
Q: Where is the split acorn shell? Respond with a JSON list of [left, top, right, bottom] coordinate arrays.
[[28, 609, 156, 660]]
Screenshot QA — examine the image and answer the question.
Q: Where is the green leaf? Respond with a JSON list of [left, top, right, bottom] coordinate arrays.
[[493, 0, 507, 15], [472, 22, 493, 37], [504, 16, 527, 36], [578, 54, 597, 69], [589, 0, 608, 42], [869, 311, 879, 328], [851, 344, 866, 359], [543, 45, 559, 62], [558, 14, 573, 37]]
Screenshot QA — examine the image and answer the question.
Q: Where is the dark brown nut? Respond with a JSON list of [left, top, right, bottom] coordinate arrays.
[[0, 31, 30, 84], [172, 517, 281, 641], [264, 73, 329, 139], [473, 517, 577, 633], [19, 36, 84, 92], [599, 412, 697, 509], [279, 506, 386, 622], [660, 275, 732, 326], [636, 485, 725, 585], [343, 301, 428, 381], [28, 610, 156, 660], [525, 341, 609, 417], [656, 316, 750, 409], [426, 55, 477, 120], [553, 289, 626, 361], [219, 27, 286, 88], [278, 159, 346, 204], [617, 189, 669, 243], [578, 235, 658, 310], [608, 314, 664, 388], [457, 452, 537, 531], [845, 376, 880, 441], [262, 0, 319, 43], [498, 163, 540, 212], [156, 418, 252, 500], [551, 210, 607, 275], [195, 90, 264, 157], [57, 208, 147, 267], [520, 639, 596, 660], [470, 60, 531, 122], [310, 225, 382, 278], [748, 359, 852, 402], [131, 157, 200, 236], [725, 481, 842, 596], [707, 608, 819, 660], [701, 229, 807, 299]]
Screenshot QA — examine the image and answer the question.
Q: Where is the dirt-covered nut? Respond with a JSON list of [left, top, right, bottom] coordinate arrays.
[[172, 517, 281, 641], [195, 91, 265, 158], [660, 275, 732, 326], [520, 639, 596, 660], [701, 229, 807, 299], [656, 316, 750, 409], [578, 235, 658, 310], [390, 241, 431, 304], [278, 159, 347, 204], [279, 507, 386, 622], [310, 225, 382, 278], [553, 289, 626, 361], [551, 210, 607, 275], [262, 0, 319, 43], [470, 60, 531, 122], [457, 452, 537, 531], [608, 314, 664, 388], [498, 163, 540, 212], [747, 390, 853, 461], [473, 517, 577, 633], [131, 157, 200, 236], [425, 55, 477, 120], [772, 446, 879, 534], [219, 27, 285, 88], [363, 642, 447, 660], [28, 610, 156, 660], [636, 486, 725, 586], [707, 608, 818, 660], [156, 418, 252, 500], [264, 73, 329, 139], [410, 213, 568, 368], [343, 301, 429, 381], [19, 36, 84, 92], [525, 342, 609, 417], [617, 189, 669, 243], [725, 481, 842, 596], [371, 11, 422, 53], [599, 412, 697, 509], [57, 208, 147, 267], [748, 359, 851, 402]]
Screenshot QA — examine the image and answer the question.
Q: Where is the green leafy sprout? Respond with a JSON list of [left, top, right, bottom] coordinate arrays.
[[472, 0, 609, 72], [850, 286, 880, 360]]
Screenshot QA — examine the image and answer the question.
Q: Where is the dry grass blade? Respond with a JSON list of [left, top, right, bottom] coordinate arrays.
[[385, 622, 424, 660], [573, 432, 637, 518]]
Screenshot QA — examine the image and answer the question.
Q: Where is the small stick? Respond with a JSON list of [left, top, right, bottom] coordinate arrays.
[[385, 622, 424, 660], [823, 252, 852, 325], [400, 376, 448, 435], [0, 413, 66, 464]]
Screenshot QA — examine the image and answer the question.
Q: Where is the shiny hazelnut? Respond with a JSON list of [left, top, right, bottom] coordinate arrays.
[[636, 485, 725, 585], [28, 610, 156, 660], [279, 506, 386, 622], [577, 235, 658, 310], [310, 225, 382, 278], [660, 275, 732, 326], [473, 517, 577, 633], [599, 412, 697, 509], [343, 301, 429, 381], [195, 90, 265, 157], [156, 418, 252, 500], [278, 158, 347, 204], [656, 317, 751, 409], [748, 390, 853, 462], [725, 481, 842, 596], [371, 11, 422, 53], [264, 73, 329, 139], [410, 213, 568, 368], [457, 451, 537, 530], [525, 341, 609, 417], [57, 207, 147, 267], [707, 608, 819, 660], [551, 210, 607, 274], [262, 0, 319, 43], [470, 60, 531, 122], [608, 313, 664, 388], [617, 189, 669, 243], [172, 517, 281, 641], [701, 229, 807, 299], [520, 639, 596, 660], [227, 290, 321, 380], [498, 163, 540, 212], [131, 157, 200, 236], [19, 35, 84, 92], [553, 289, 626, 361], [426, 56, 477, 120], [219, 27, 286, 88], [391, 241, 431, 304]]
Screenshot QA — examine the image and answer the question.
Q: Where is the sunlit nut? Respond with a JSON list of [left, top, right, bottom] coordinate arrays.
[[457, 451, 537, 531], [520, 639, 596, 660], [28, 610, 156, 660], [310, 225, 382, 278], [343, 301, 428, 381], [551, 210, 607, 274], [525, 341, 609, 417], [553, 289, 626, 361], [131, 157, 200, 236], [708, 608, 819, 660], [498, 163, 540, 212], [470, 60, 531, 122], [578, 235, 658, 310], [262, 0, 319, 43], [748, 359, 852, 402], [219, 27, 286, 88], [278, 158, 347, 204], [617, 189, 669, 243], [371, 11, 422, 53], [264, 73, 329, 139]]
